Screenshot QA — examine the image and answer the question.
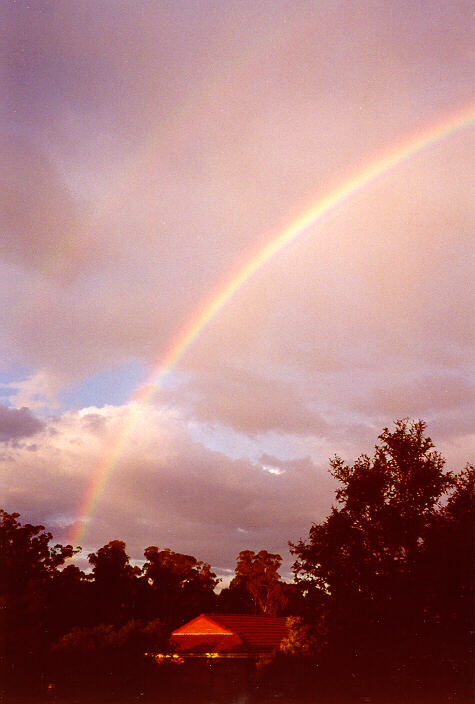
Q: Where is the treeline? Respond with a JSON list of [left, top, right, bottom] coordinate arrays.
[[1, 420, 473, 703]]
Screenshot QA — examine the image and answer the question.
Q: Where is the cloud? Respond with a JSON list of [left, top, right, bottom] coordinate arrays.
[[0, 136, 96, 281], [2, 370, 68, 410], [352, 375, 473, 418], [0, 1, 472, 577], [0, 401, 336, 574], [2, 398, 470, 579], [0, 405, 44, 443], [0, 0, 472, 397], [166, 366, 329, 436]]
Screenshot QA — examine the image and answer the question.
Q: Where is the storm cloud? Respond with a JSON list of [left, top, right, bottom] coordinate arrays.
[[0, 405, 44, 443]]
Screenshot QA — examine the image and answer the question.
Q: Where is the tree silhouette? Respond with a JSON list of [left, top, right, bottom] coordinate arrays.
[[0, 510, 79, 698], [290, 419, 473, 699], [88, 540, 142, 625], [0, 510, 78, 596], [415, 464, 474, 661], [142, 546, 218, 628], [292, 420, 453, 600]]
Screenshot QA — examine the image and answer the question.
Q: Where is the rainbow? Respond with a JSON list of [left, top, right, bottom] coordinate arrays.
[[68, 103, 474, 547]]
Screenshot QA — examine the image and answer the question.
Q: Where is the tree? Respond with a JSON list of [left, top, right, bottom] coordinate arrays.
[[142, 547, 218, 628], [0, 510, 78, 598], [0, 510, 79, 697], [88, 539, 139, 583], [416, 464, 474, 644], [47, 563, 91, 638], [227, 549, 286, 615], [88, 540, 141, 625], [290, 420, 472, 699], [292, 420, 453, 605], [280, 616, 323, 656]]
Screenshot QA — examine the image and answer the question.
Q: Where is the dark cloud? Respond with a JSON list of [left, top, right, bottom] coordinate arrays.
[[0, 405, 44, 443]]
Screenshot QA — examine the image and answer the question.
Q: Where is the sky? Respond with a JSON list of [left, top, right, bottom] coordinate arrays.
[[1, 0, 473, 581]]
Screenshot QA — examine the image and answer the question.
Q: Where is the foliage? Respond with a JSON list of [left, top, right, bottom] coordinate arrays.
[[88, 539, 139, 583], [0, 510, 81, 698], [290, 419, 473, 700], [87, 540, 142, 625], [54, 618, 166, 654], [279, 616, 323, 655], [142, 546, 219, 627], [292, 421, 454, 602], [227, 549, 286, 615], [0, 509, 78, 597]]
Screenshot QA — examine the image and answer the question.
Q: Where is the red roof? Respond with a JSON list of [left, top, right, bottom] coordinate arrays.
[[171, 613, 289, 655]]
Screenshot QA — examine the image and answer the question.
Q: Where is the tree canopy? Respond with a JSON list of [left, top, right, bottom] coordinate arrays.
[[226, 549, 286, 615], [290, 419, 474, 699], [142, 546, 218, 627]]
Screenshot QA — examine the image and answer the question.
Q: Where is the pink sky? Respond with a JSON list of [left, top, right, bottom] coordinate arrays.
[[0, 1, 473, 578]]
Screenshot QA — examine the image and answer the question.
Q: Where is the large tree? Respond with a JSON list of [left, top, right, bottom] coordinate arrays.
[[292, 420, 453, 604], [87, 540, 142, 625], [0, 510, 77, 598], [225, 549, 286, 615], [0, 510, 79, 697], [290, 420, 473, 697], [142, 547, 218, 628]]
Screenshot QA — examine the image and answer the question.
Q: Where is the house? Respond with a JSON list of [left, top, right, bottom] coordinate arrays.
[[171, 613, 289, 659], [165, 614, 289, 701]]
